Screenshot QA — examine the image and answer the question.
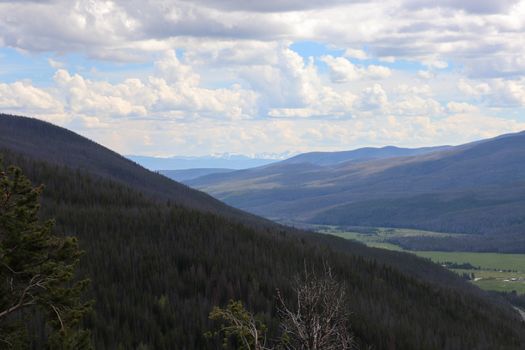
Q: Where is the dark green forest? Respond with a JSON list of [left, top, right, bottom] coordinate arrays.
[[1, 114, 525, 349]]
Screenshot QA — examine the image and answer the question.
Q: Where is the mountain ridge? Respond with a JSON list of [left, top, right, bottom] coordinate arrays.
[[279, 145, 452, 166], [189, 130, 525, 252], [0, 114, 274, 228], [128, 154, 279, 171]]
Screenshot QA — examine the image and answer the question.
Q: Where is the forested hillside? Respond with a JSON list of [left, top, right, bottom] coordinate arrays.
[[1, 114, 524, 349], [0, 114, 267, 227]]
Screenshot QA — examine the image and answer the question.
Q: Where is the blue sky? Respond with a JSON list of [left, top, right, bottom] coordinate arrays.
[[0, 0, 525, 156]]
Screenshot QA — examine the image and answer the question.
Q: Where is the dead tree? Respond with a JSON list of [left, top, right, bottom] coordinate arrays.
[[208, 265, 359, 349], [277, 264, 356, 350]]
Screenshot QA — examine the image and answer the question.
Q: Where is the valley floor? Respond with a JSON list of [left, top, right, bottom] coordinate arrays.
[[317, 225, 525, 295]]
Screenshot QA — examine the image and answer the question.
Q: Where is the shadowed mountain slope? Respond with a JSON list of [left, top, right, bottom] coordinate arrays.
[[279, 145, 451, 166], [160, 168, 235, 182], [0, 113, 273, 227], [190, 131, 525, 252]]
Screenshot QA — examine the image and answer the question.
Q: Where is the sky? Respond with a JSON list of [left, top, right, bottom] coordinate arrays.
[[1, 0, 525, 157]]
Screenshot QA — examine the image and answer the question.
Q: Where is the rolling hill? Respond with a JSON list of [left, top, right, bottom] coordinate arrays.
[[189, 131, 525, 252], [128, 154, 277, 171], [279, 145, 451, 166], [160, 168, 235, 182], [1, 113, 524, 349]]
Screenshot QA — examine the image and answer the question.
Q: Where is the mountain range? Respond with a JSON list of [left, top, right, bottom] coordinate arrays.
[[128, 154, 281, 171], [1, 113, 524, 349], [160, 168, 235, 182], [278, 145, 451, 166], [189, 132, 525, 252], [158, 145, 450, 182]]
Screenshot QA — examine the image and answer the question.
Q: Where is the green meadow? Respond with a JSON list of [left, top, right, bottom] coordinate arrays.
[[318, 226, 525, 294]]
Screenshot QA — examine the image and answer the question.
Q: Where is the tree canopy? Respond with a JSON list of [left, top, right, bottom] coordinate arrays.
[[0, 163, 91, 349]]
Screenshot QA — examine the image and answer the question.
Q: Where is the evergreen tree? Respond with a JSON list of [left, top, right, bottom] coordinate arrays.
[[0, 163, 91, 349], [208, 300, 271, 350]]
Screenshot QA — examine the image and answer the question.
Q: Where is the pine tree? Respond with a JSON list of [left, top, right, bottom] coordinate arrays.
[[0, 163, 92, 349]]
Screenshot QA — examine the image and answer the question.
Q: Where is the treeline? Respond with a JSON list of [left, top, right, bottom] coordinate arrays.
[[388, 233, 525, 253], [313, 193, 525, 253]]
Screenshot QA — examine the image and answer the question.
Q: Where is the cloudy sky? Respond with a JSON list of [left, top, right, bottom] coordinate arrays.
[[1, 0, 525, 157]]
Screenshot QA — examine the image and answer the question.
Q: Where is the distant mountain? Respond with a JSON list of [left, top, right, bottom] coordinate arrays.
[[139, 145, 450, 180], [160, 168, 234, 182], [189, 132, 525, 252], [279, 145, 451, 166], [128, 154, 279, 171], [2, 113, 524, 348]]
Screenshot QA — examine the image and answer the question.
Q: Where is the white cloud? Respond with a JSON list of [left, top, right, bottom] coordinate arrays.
[[321, 55, 361, 83], [344, 48, 368, 60], [50, 50, 261, 121], [447, 101, 479, 114], [393, 95, 443, 116], [357, 84, 388, 111], [458, 78, 525, 107], [53, 69, 149, 118], [422, 59, 448, 70], [1, 0, 525, 155], [401, 0, 520, 14], [0, 80, 67, 124], [48, 58, 65, 69], [321, 55, 391, 83], [417, 70, 434, 80], [0, 0, 524, 80], [458, 79, 491, 96], [0, 81, 62, 112], [366, 65, 392, 79], [154, 50, 200, 86]]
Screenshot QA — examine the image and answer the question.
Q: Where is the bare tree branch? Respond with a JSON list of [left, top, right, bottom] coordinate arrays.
[[277, 264, 356, 350]]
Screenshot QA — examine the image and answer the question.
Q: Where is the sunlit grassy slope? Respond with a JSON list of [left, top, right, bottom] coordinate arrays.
[[320, 226, 525, 294]]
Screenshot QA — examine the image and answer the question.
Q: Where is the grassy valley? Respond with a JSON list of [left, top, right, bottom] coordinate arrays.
[[318, 225, 525, 294]]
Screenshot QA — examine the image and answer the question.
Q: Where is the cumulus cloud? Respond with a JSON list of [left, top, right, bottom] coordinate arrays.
[[458, 78, 525, 107], [177, 0, 352, 13], [236, 47, 357, 118], [417, 70, 434, 80], [393, 95, 443, 116], [366, 65, 392, 79], [402, 0, 520, 14], [321, 56, 361, 83], [1, 0, 525, 155], [0, 81, 61, 112], [1, 0, 525, 80], [458, 79, 491, 97], [447, 101, 479, 114], [344, 48, 368, 60], [54, 69, 149, 117], [357, 84, 388, 111], [0, 81, 67, 123], [52, 53, 260, 121], [321, 55, 391, 83], [48, 58, 65, 69]]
